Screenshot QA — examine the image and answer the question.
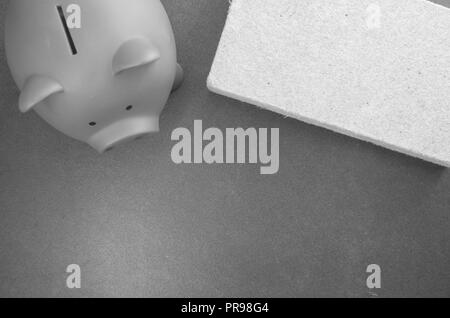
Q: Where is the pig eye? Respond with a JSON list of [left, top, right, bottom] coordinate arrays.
[[89, 122, 97, 127], [126, 105, 133, 111]]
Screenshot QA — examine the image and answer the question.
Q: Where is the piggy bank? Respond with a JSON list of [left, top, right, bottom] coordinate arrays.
[[5, 0, 183, 152]]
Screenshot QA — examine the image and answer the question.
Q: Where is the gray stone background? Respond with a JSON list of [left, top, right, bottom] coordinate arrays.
[[0, 0, 449, 297]]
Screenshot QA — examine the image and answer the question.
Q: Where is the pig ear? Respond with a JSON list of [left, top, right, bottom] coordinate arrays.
[[112, 38, 160, 75], [19, 75, 64, 113]]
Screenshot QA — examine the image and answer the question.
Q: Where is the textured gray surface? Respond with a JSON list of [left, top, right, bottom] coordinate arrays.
[[0, 0, 449, 298]]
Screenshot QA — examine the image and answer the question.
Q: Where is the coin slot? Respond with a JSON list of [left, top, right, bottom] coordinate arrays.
[[57, 5, 78, 55]]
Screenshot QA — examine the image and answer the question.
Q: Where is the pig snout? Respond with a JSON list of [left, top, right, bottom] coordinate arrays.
[[87, 116, 159, 153]]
